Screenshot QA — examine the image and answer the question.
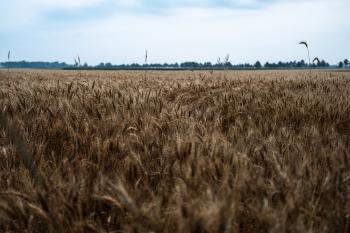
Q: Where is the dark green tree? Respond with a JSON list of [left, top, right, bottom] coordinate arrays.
[[254, 61, 262, 69], [344, 59, 349, 68]]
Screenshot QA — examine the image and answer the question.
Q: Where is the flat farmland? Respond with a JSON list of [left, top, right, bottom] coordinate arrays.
[[1, 69, 350, 233]]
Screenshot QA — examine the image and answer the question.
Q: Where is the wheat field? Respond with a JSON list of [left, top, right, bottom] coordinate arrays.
[[0, 69, 350, 233]]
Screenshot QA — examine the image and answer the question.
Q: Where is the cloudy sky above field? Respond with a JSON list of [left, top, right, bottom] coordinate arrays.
[[0, 0, 349, 65]]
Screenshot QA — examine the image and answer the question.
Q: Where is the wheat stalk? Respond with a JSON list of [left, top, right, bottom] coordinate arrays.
[[299, 41, 312, 76], [75, 55, 82, 78], [299, 41, 311, 66], [7, 50, 10, 78], [217, 57, 221, 68], [0, 110, 47, 191], [313, 57, 320, 66], [224, 54, 230, 70], [144, 49, 148, 82]]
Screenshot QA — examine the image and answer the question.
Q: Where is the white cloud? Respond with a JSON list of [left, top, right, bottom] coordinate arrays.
[[49, 0, 346, 64], [0, 0, 143, 31], [32, 0, 142, 8], [0, 0, 349, 64], [10, 0, 107, 9]]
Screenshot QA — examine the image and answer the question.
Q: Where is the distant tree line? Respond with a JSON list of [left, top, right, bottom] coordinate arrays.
[[265, 60, 330, 68], [1, 59, 349, 70], [1, 61, 70, 69], [85, 59, 332, 70]]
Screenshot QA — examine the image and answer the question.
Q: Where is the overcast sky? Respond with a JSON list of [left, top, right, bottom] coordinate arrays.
[[0, 0, 349, 65]]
